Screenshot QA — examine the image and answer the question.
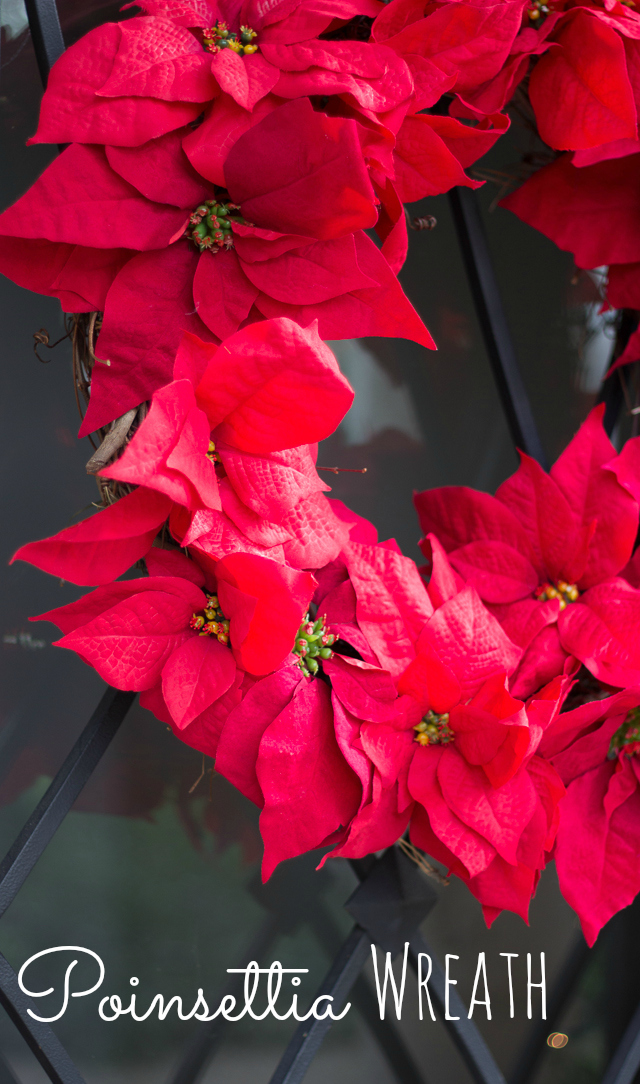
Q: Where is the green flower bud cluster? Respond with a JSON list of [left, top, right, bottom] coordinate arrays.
[[293, 613, 336, 677], [609, 706, 640, 759], [414, 710, 455, 746], [203, 22, 258, 55], [187, 200, 245, 253]]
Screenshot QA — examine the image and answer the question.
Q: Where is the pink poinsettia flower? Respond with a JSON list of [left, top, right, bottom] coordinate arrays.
[[415, 406, 640, 697], [99, 319, 354, 568], [539, 687, 640, 945], [29, 0, 389, 148], [34, 547, 316, 748], [0, 98, 432, 436]]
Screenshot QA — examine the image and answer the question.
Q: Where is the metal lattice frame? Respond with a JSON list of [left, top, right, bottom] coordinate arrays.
[[0, 6, 637, 1082]]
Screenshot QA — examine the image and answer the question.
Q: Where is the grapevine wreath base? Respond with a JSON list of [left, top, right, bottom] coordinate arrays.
[[4, 0, 640, 949]]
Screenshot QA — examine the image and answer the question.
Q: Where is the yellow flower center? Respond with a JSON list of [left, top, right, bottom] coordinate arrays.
[[206, 440, 219, 463], [527, 0, 550, 19], [414, 710, 455, 746], [190, 593, 230, 645], [203, 22, 258, 55], [534, 580, 579, 611]]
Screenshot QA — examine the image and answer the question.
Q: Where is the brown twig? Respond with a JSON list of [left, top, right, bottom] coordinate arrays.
[[317, 466, 368, 474], [85, 409, 138, 474], [33, 324, 72, 363], [189, 754, 207, 795], [397, 837, 450, 887], [410, 215, 437, 231]]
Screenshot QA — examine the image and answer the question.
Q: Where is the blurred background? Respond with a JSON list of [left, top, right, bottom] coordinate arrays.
[[0, 3, 634, 1081]]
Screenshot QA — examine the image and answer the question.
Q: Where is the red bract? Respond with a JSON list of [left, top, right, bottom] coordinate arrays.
[[372, 0, 528, 102], [100, 319, 354, 567], [415, 407, 640, 695], [501, 152, 640, 346], [214, 532, 527, 882], [539, 688, 640, 945], [0, 100, 433, 436], [501, 153, 640, 272], [216, 653, 401, 879], [12, 487, 173, 586], [11, 470, 351, 586], [215, 532, 434, 878], [30, 0, 387, 147], [35, 548, 316, 739], [320, 540, 528, 877], [528, 10, 637, 151], [408, 674, 567, 925], [456, 2, 640, 151]]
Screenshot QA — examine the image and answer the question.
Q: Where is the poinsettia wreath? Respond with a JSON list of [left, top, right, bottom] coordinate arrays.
[[3, 0, 640, 949]]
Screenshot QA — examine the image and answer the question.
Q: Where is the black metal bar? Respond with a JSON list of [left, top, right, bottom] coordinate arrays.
[[309, 900, 428, 1084], [602, 1001, 640, 1084], [0, 952, 87, 1084], [168, 870, 428, 1084], [408, 932, 507, 1084], [0, 687, 136, 918], [510, 935, 590, 1084], [349, 852, 506, 1084], [268, 925, 371, 1084], [448, 186, 548, 469], [24, 0, 65, 87]]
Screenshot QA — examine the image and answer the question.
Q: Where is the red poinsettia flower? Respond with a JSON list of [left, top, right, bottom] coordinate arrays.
[[456, 4, 640, 149], [11, 467, 351, 590], [214, 529, 434, 878], [415, 407, 640, 697], [12, 317, 356, 581], [0, 98, 432, 436], [99, 319, 354, 567], [407, 671, 569, 925], [366, 108, 508, 271], [501, 152, 640, 275], [29, 0, 391, 147], [539, 687, 640, 945], [371, 0, 528, 103], [215, 531, 525, 882], [501, 151, 640, 369], [34, 547, 316, 743], [317, 536, 530, 877]]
